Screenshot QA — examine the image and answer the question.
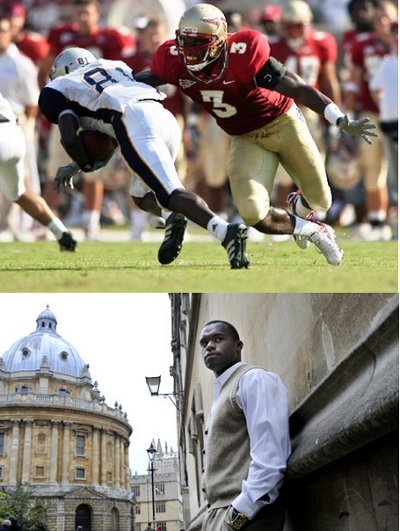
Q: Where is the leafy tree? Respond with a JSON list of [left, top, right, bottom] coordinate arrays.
[[0, 483, 49, 531]]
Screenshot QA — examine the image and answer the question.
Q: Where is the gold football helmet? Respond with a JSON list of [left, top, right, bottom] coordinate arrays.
[[175, 3, 228, 80]]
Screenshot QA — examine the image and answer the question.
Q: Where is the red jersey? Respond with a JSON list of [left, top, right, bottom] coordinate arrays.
[[15, 31, 50, 65], [151, 29, 292, 136], [351, 32, 390, 112], [270, 29, 337, 89], [126, 48, 184, 117], [47, 23, 135, 60]]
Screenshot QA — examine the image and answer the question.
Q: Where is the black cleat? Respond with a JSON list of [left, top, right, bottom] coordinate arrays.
[[58, 231, 77, 252], [222, 223, 250, 269], [158, 212, 187, 265]]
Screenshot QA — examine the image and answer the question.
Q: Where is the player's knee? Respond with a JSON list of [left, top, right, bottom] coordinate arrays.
[[236, 197, 265, 227], [309, 189, 332, 213]]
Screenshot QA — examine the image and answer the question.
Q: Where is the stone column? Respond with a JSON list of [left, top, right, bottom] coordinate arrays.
[[9, 420, 20, 485], [22, 420, 33, 483], [61, 422, 71, 484], [92, 427, 100, 485], [50, 420, 59, 484], [124, 442, 130, 489], [115, 434, 121, 488], [101, 429, 107, 485]]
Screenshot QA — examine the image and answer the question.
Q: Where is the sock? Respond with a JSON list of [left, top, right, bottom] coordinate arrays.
[[368, 210, 386, 227], [130, 209, 148, 240], [47, 217, 67, 239], [206, 215, 229, 242], [83, 210, 100, 232], [295, 197, 314, 218]]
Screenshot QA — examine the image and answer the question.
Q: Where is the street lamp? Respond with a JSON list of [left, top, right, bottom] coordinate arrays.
[[145, 375, 181, 410], [146, 441, 157, 529]]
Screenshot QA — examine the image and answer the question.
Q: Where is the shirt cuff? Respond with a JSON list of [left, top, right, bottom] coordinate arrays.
[[232, 492, 265, 520]]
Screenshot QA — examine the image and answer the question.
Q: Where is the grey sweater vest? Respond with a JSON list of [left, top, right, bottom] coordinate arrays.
[[203, 364, 256, 508]]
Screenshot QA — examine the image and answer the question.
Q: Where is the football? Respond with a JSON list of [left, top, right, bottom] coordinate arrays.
[[79, 129, 116, 163]]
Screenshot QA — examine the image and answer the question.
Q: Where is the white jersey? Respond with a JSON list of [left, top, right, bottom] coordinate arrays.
[[0, 43, 39, 116], [40, 58, 166, 133], [0, 92, 17, 123]]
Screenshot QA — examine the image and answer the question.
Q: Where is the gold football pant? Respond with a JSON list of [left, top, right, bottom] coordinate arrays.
[[227, 104, 332, 226]]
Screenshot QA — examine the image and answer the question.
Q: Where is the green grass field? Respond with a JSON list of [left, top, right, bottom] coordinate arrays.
[[0, 238, 397, 292]]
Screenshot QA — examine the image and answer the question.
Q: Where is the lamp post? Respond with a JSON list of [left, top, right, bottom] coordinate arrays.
[[147, 441, 157, 529]]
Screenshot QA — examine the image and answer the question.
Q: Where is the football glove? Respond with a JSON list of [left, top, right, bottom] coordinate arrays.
[[54, 162, 80, 192], [337, 115, 378, 144]]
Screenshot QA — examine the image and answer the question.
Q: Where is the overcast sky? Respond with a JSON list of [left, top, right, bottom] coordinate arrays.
[[0, 293, 177, 475]]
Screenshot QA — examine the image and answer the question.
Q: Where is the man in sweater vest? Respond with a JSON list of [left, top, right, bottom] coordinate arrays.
[[199, 320, 291, 531]]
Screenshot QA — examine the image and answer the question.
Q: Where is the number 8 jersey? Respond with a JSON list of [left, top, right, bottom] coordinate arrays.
[[151, 29, 292, 136], [39, 58, 166, 132]]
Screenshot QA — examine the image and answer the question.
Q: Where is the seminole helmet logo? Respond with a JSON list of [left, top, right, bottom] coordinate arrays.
[[202, 16, 223, 28]]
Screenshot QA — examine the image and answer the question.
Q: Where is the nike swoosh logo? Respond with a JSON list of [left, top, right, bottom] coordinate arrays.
[[223, 80, 235, 85]]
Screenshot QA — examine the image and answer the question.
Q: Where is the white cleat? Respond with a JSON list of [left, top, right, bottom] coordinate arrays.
[[287, 191, 312, 249], [308, 223, 343, 265]]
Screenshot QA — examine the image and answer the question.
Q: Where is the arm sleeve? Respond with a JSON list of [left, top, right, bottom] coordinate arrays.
[[234, 369, 291, 519], [254, 57, 287, 90], [38, 87, 70, 124]]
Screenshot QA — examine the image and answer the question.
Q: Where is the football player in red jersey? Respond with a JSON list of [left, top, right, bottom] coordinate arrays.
[[136, 3, 377, 265], [269, 0, 341, 213], [345, 0, 397, 240], [38, 0, 136, 240]]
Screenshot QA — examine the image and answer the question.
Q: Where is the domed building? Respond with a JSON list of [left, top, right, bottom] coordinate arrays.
[[0, 307, 134, 531]]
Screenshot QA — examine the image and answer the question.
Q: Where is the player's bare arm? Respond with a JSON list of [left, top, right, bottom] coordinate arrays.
[[58, 111, 93, 171], [256, 60, 377, 144]]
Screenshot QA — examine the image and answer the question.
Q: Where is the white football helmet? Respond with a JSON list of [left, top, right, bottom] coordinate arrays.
[[280, 1, 312, 50], [50, 47, 97, 80], [175, 3, 228, 80]]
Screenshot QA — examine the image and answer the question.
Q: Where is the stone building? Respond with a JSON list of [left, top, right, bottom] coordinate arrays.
[[131, 439, 184, 531], [168, 293, 399, 531], [0, 306, 134, 531]]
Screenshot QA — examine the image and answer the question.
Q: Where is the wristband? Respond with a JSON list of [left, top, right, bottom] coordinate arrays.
[[324, 103, 345, 126]]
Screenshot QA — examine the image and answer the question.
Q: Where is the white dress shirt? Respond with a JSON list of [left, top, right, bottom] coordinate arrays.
[[212, 361, 291, 519]]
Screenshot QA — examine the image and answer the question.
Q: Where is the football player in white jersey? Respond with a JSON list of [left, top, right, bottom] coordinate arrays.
[[0, 91, 76, 251], [39, 47, 249, 268]]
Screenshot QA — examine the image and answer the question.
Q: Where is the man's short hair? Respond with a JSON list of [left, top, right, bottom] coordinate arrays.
[[73, 0, 99, 7], [203, 320, 240, 341]]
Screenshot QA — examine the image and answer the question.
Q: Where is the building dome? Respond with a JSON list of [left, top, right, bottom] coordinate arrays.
[[1, 306, 91, 380]]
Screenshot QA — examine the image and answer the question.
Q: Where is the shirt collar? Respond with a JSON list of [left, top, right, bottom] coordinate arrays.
[[213, 361, 246, 401]]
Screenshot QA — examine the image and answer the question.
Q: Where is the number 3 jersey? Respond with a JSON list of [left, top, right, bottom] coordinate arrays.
[[151, 29, 292, 136], [39, 59, 166, 133]]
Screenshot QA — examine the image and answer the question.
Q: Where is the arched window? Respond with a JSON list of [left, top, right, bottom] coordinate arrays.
[[111, 507, 119, 531], [75, 503, 91, 531]]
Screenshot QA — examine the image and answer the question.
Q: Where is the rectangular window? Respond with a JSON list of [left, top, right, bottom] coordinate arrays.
[[156, 502, 166, 513], [132, 485, 140, 497], [35, 466, 45, 478], [156, 522, 166, 531], [155, 482, 165, 495], [0, 466, 3, 480], [0, 433, 4, 455], [107, 471, 112, 483], [76, 435, 85, 456], [135, 504, 140, 514], [75, 468, 85, 480]]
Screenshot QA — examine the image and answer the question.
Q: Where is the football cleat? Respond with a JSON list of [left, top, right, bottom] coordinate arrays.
[[308, 223, 343, 265], [158, 212, 187, 265], [222, 223, 250, 269], [287, 190, 313, 249], [58, 231, 77, 252]]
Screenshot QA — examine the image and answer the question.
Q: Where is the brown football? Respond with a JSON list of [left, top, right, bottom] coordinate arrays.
[[79, 129, 115, 162]]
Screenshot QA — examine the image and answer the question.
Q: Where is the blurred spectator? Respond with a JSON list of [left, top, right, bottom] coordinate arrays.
[[39, 0, 136, 240], [259, 3, 282, 42], [3, 1, 50, 65], [345, 0, 398, 240], [0, 12, 41, 241], [270, 0, 340, 213], [369, 20, 398, 209]]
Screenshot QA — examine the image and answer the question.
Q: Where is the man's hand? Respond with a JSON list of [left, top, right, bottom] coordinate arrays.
[[54, 162, 80, 192], [337, 115, 378, 144]]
